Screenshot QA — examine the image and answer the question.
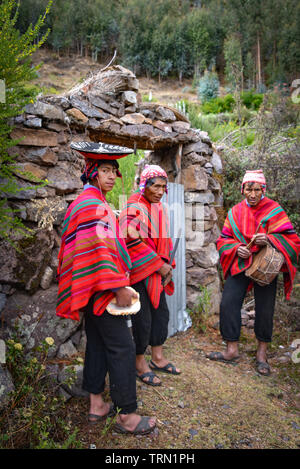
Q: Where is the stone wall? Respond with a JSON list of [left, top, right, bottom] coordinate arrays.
[[142, 136, 223, 314], [0, 65, 223, 405]]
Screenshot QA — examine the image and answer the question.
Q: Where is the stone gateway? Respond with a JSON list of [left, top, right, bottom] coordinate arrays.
[[0, 65, 223, 404]]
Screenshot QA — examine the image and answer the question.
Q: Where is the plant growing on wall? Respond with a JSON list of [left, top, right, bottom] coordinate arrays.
[[0, 0, 52, 243]]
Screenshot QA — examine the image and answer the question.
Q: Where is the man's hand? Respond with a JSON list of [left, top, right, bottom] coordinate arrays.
[[162, 270, 172, 287], [237, 246, 251, 258], [115, 287, 138, 307], [158, 263, 173, 287], [158, 263, 172, 278], [252, 233, 268, 246]]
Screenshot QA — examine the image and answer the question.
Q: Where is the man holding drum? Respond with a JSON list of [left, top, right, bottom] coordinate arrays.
[[56, 142, 156, 435], [208, 170, 300, 375]]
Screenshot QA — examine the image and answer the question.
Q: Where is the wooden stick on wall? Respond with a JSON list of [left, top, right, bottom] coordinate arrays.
[[175, 144, 183, 184]]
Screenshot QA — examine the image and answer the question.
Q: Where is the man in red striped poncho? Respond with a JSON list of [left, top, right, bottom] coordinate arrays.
[[56, 142, 156, 435], [119, 165, 181, 386], [207, 170, 300, 375]]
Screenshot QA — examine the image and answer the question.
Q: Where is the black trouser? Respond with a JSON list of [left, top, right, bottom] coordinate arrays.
[[131, 280, 170, 355], [220, 271, 277, 343], [82, 297, 137, 414]]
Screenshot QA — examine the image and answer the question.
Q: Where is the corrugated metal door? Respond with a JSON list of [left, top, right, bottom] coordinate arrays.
[[162, 183, 191, 337]]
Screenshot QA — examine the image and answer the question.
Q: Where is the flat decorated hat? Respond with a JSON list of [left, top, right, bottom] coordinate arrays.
[[70, 141, 134, 183], [70, 141, 134, 160]]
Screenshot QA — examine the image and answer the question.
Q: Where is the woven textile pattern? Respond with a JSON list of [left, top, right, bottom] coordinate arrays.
[[217, 197, 300, 299], [56, 187, 132, 321], [119, 192, 175, 308]]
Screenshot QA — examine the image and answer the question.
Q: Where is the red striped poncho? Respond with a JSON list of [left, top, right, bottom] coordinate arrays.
[[56, 187, 132, 321], [217, 196, 300, 299], [119, 192, 175, 308]]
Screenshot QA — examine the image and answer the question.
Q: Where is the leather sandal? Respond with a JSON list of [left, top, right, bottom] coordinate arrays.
[[256, 360, 271, 376], [206, 351, 239, 364], [149, 360, 181, 375], [136, 371, 161, 386]]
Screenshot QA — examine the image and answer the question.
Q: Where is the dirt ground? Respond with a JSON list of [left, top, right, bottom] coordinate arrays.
[[67, 314, 300, 450], [32, 50, 300, 450]]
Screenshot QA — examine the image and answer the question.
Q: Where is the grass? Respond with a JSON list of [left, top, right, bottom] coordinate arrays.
[[186, 102, 257, 144]]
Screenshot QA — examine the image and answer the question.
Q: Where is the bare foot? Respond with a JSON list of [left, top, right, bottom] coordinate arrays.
[[256, 341, 268, 364], [88, 400, 112, 422], [220, 350, 239, 361], [117, 413, 156, 433], [222, 341, 239, 361]]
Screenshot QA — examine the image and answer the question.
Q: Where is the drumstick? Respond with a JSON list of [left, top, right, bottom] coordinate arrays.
[[246, 221, 262, 249], [246, 217, 270, 250]]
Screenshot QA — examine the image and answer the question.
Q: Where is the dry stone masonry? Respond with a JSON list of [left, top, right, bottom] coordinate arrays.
[[0, 65, 223, 403]]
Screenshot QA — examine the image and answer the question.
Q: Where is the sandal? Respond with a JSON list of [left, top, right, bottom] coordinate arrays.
[[149, 360, 181, 375], [88, 403, 115, 424], [256, 360, 271, 376], [114, 416, 156, 435], [206, 351, 239, 364], [136, 371, 161, 386]]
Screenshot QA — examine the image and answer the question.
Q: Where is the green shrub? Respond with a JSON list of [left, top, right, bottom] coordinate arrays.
[[241, 91, 263, 110], [0, 0, 52, 245], [186, 101, 256, 144], [201, 94, 235, 114], [201, 98, 222, 114], [189, 285, 212, 334], [106, 150, 144, 210], [200, 92, 263, 114], [197, 71, 220, 103], [1, 326, 83, 449]]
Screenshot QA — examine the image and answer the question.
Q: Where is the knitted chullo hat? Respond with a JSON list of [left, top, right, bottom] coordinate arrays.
[[139, 164, 168, 194], [241, 169, 266, 194]]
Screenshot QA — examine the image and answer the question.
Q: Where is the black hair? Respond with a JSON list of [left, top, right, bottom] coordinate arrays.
[[145, 176, 167, 188], [81, 159, 119, 184], [242, 181, 265, 194]]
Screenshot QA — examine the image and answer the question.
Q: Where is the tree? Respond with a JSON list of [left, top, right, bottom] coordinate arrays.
[[224, 34, 243, 87], [0, 0, 52, 242], [185, 9, 211, 81], [172, 18, 190, 83]]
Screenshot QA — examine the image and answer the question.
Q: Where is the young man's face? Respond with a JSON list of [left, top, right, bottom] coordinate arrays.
[[96, 162, 118, 195], [144, 177, 167, 203]]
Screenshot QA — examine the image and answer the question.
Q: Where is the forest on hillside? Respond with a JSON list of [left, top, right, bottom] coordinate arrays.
[[1, 0, 299, 233], [17, 0, 300, 88]]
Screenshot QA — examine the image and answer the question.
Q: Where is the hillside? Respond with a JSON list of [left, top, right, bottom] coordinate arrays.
[[31, 49, 199, 106]]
